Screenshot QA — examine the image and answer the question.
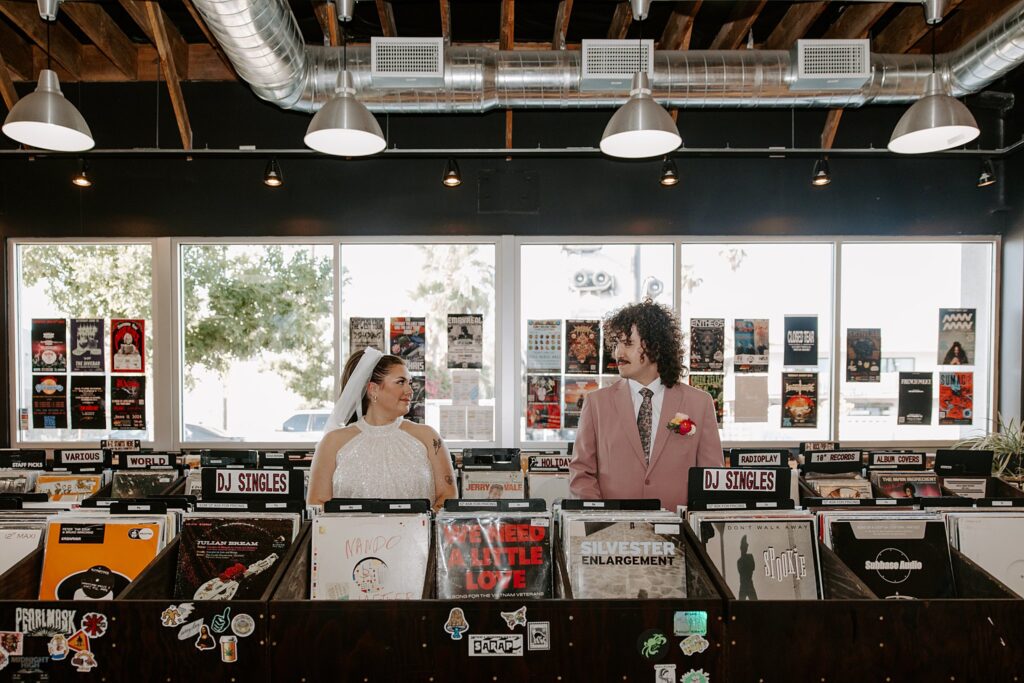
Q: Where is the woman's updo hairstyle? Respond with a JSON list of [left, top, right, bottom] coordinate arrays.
[[339, 350, 406, 424]]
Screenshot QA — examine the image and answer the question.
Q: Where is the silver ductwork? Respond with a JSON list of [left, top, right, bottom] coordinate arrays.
[[189, 0, 1024, 114]]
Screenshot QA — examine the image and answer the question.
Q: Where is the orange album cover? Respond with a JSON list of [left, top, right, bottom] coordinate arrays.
[[39, 519, 164, 600], [34, 474, 103, 502]]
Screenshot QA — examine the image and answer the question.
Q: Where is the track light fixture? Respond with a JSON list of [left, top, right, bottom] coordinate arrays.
[[659, 157, 679, 186], [442, 158, 462, 187], [811, 157, 831, 186], [977, 159, 996, 187], [72, 159, 91, 188], [263, 158, 283, 187]]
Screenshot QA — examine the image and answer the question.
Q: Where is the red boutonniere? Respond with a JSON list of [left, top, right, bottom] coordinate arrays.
[[666, 412, 697, 436]]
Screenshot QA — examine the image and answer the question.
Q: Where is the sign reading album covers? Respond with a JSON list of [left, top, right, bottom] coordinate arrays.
[[110, 376, 146, 430], [447, 314, 483, 369], [781, 372, 817, 429], [565, 320, 600, 374], [70, 318, 104, 372], [939, 372, 973, 425], [70, 376, 106, 430], [846, 328, 881, 382], [32, 375, 68, 429], [734, 319, 768, 374], [111, 319, 144, 373], [938, 308, 975, 366], [563, 376, 599, 429], [390, 317, 426, 372], [689, 318, 725, 372], [784, 316, 818, 367], [31, 318, 68, 373], [898, 372, 933, 425], [688, 375, 724, 426], [526, 320, 561, 373], [349, 317, 385, 354]]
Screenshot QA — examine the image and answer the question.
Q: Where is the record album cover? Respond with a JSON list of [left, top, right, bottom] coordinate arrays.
[[950, 514, 1024, 597], [734, 319, 769, 374], [781, 372, 817, 429], [0, 527, 43, 576], [70, 318, 104, 372], [461, 470, 526, 499], [389, 317, 426, 372], [690, 318, 725, 372], [898, 372, 933, 425], [70, 375, 106, 430], [938, 308, 975, 366], [435, 513, 552, 600], [31, 319, 67, 373], [110, 319, 144, 373], [34, 474, 103, 502], [349, 317, 386, 354], [111, 470, 177, 498], [939, 372, 973, 426], [0, 472, 33, 494], [447, 314, 483, 369], [526, 320, 561, 373], [565, 320, 600, 374], [846, 328, 881, 382], [871, 472, 941, 499], [311, 514, 430, 600], [784, 316, 818, 367], [829, 519, 955, 599]]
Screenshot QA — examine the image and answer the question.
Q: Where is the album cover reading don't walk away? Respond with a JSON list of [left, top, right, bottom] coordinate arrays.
[[311, 513, 430, 600]]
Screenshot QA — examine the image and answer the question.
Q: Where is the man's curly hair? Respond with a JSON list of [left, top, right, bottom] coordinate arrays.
[[603, 300, 685, 387]]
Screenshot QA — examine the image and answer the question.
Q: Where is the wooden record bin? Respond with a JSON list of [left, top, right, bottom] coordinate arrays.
[[268, 516, 727, 682], [110, 522, 310, 683], [686, 523, 1024, 682]]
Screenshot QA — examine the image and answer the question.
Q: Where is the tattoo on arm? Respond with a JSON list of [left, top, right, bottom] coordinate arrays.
[[433, 438, 442, 455], [445, 475, 454, 486]]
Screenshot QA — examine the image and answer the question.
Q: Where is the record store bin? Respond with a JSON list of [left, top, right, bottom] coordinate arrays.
[[269, 498, 727, 683]]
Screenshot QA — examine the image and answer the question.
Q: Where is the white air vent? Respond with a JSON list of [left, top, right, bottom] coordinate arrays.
[[581, 39, 654, 91], [371, 37, 445, 87], [791, 39, 871, 90]]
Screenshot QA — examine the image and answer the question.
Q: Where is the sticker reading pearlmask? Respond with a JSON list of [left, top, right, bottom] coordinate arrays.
[[231, 613, 255, 638], [444, 607, 469, 641], [673, 610, 708, 637], [680, 668, 710, 683], [680, 634, 710, 656], [500, 606, 527, 630]]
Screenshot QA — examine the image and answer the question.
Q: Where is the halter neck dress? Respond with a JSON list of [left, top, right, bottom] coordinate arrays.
[[332, 417, 434, 499]]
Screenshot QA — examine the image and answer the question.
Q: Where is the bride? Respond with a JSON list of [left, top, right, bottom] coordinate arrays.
[[308, 348, 457, 510]]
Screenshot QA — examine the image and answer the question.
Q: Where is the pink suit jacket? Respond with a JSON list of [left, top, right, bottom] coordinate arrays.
[[568, 378, 724, 512]]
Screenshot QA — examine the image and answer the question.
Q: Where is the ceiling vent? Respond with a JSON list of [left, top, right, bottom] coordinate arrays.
[[790, 39, 871, 90], [581, 39, 655, 91], [371, 37, 445, 87]]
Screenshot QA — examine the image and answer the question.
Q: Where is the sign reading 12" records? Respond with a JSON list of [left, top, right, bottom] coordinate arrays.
[[201, 468, 305, 501]]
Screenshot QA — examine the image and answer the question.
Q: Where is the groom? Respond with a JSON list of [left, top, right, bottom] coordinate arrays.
[[569, 301, 724, 511]]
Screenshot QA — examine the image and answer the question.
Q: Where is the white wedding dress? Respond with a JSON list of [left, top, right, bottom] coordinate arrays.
[[332, 417, 435, 500]]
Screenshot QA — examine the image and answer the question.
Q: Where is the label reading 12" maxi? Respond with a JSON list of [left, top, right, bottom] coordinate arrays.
[[702, 468, 776, 492], [215, 470, 289, 495]]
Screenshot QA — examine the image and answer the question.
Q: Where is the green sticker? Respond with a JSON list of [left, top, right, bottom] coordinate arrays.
[[673, 611, 708, 637], [680, 668, 710, 683]]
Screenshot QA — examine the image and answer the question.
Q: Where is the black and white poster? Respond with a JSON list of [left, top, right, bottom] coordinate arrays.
[[689, 318, 725, 372], [70, 318, 104, 372], [897, 372, 933, 425], [32, 375, 68, 429], [110, 376, 146, 430], [31, 318, 67, 373], [781, 372, 817, 429], [70, 375, 107, 430], [447, 314, 483, 369], [349, 317, 386, 354], [408, 375, 426, 424], [111, 319, 144, 373], [784, 316, 818, 367], [846, 328, 881, 382], [938, 308, 975, 366]]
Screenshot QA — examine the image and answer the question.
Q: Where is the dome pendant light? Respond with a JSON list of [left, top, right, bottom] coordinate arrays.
[[811, 157, 831, 186], [977, 159, 996, 188], [659, 157, 679, 186], [601, 72, 681, 159], [442, 158, 462, 187], [263, 158, 284, 187], [72, 158, 92, 187]]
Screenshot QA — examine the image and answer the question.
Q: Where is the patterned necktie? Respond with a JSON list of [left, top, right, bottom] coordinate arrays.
[[637, 387, 654, 465]]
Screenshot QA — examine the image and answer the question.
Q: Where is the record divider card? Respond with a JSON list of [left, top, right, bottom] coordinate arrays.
[[686, 467, 793, 511]]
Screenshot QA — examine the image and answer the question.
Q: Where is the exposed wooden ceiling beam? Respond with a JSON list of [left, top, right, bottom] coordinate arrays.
[[117, 0, 188, 79], [709, 0, 767, 50], [659, 1, 702, 51], [552, 0, 573, 50], [0, 19, 33, 81], [0, 47, 18, 111], [62, 3, 137, 80], [313, 1, 340, 46], [440, 0, 450, 43], [500, 0, 514, 51], [376, 0, 396, 37], [764, 2, 828, 50], [0, 2, 83, 78], [144, 0, 191, 149], [822, 3, 892, 40], [180, 0, 235, 74], [874, 0, 962, 54], [821, 109, 842, 150], [918, 0, 1018, 53], [607, 1, 632, 40]]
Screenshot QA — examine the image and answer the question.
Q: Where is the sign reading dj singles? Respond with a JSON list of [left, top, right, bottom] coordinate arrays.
[[688, 467, 791, 507], [70, 318, 104, 372], [110, 319, 145, 373], [201, 468, 304, 500]]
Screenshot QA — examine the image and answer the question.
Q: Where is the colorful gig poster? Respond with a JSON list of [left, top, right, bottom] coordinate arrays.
[[526, 320, 561, 373], [349, 317, 386, 354], [111, 319, 144, 373], [781, 372, 817, 429], [784, 315, 818, 367], [31, 318, 67, 373], [938, 308, 975, 366], [939, 372, 973, 426], [110, 376, 146, 430], [846, 328, 881, 382], [563, 376, 599, 429], [446, 314, 483, 369], [689, 374, 724, 426], [690, 318, 725, 372], [898, 372, 933, 426], [565, 320, 599, 374], [70, 318, 104, 372], [70, 375, 106, 430], [734, 319, 768, 374], [527, 403, 561, 430], [32, 375, 67, 429], [390, 317, 426, 372]]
